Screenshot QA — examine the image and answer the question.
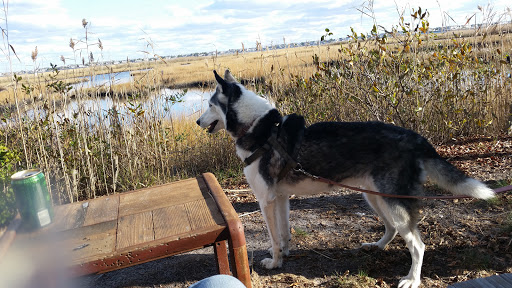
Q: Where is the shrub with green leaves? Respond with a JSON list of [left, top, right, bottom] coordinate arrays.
[[272, 7, 512, 142], [0, 144, 19, 227]]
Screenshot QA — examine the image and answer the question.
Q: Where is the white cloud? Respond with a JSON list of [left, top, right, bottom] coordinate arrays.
[[1, 0, 511, 73], [7, 0, 74, 28]]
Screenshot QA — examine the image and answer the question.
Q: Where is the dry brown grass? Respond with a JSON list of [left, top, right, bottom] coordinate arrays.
[[141, 44, 336, 89], [0, 44, 335, 98], [2, 22, 509, 103]]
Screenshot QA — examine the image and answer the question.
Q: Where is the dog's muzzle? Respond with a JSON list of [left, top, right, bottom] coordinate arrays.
[[207, 120, 219, 133], [196, 119, 219, 133]]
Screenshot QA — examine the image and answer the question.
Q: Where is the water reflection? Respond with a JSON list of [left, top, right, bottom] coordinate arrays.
[[6, 71, 213, 127], [71, 71, 133, 89], [55, 88, 209, 126]]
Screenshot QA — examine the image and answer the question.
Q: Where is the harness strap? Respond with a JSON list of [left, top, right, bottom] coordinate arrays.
[[244, 142, 271, 166], [243, 122, 304, 182], [244, 124, 281, 166], [268, 126, 304, 181]]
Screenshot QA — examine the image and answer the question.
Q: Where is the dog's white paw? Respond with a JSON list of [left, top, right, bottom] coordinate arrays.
[[397, 276, 420, 288], [361, 242, 382, 251], [260, 257, 282, 269]]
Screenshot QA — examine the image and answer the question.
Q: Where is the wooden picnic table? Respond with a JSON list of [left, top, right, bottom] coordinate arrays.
[[0, 173, 252, 287]]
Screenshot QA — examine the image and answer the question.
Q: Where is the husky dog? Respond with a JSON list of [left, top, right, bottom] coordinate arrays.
[[197, 70, 495, 288]]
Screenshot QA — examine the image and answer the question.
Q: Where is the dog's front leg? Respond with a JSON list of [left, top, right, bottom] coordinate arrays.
[[258, 198, 284, 269], [275, 194, 291, 256]]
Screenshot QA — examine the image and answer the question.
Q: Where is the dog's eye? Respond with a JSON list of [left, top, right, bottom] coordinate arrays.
[[208, 103, 212, 108]]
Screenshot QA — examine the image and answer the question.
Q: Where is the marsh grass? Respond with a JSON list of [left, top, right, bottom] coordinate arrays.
[[0, 6, 511, 227], [330, 270, 378, 288], [1, 68, 239, 206], [0, 17, 242, 227]]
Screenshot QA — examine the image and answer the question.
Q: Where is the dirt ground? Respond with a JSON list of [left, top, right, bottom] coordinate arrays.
[[76, 136, 512, 288]]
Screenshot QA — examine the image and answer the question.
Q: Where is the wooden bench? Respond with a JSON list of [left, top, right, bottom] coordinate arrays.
[[1, 173, 251, 287]]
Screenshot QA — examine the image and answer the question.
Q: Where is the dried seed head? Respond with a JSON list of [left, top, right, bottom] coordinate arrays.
[[69, 38, 75, 50], [82, 18, 88, 28], [31, 46, 38, 62], [60, 55, 66, 65], [98, 38, 103, 50]]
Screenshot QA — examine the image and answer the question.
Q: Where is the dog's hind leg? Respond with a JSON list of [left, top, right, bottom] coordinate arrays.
[[367, 196, 424, 288], [362, 194, 397, 250], [396, 220, 424, 288], [275, 194, 291, 256], [378, 193, 423, 288]]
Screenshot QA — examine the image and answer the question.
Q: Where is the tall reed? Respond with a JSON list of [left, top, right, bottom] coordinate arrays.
[[0, 18, 242, 227]]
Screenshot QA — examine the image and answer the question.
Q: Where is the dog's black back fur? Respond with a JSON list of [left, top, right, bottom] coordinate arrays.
[[299, 121, 433, 186], [236, 109, 472, 217]]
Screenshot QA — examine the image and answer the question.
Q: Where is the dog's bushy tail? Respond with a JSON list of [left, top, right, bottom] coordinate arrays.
[[423, 157, 495, 199]]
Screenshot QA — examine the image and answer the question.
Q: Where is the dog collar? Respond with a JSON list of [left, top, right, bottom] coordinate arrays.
[[236, 119, 257, 139]]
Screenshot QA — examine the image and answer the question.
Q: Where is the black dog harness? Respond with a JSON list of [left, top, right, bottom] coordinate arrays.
[[243, 122, 304, 182]]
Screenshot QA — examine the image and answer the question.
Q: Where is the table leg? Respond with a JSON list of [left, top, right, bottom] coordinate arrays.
[[214, 240, 230, 275]]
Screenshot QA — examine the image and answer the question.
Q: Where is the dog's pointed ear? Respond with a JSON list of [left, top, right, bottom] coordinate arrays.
[[224, 69, 237, 83], [214, 70, 225, 86], [214, 70, 230, 94]]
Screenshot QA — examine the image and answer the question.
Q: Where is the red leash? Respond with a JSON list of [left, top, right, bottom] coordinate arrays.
[[295, 166, 512, 200]]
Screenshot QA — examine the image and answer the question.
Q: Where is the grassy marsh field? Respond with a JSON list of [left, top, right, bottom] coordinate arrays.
[[0, 10, 511, 228]]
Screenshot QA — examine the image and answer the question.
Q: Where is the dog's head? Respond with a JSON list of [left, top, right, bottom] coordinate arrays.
[[196, 69, 272, 138]]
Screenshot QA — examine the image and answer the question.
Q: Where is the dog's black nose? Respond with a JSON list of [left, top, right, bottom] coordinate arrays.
[[196, 119, 200, 126]]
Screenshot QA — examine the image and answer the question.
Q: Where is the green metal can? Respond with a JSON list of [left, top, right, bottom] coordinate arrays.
[[11, 169, 54, 229]]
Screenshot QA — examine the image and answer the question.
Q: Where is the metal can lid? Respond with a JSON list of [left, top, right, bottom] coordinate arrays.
[[11, 169, 42, 180]]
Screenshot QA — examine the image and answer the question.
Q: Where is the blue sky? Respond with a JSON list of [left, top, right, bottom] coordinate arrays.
[[0, 0, 510, 73]]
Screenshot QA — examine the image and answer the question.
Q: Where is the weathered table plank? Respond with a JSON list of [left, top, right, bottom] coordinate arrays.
[[185, 198, 221, 230], [119, 178, 203, 217], [52, 201, 87, 231], [84, 195, 120, 226], [153, 204, 190, 239], [117, 211, 154, 249], [62, 220, 117, 264]]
